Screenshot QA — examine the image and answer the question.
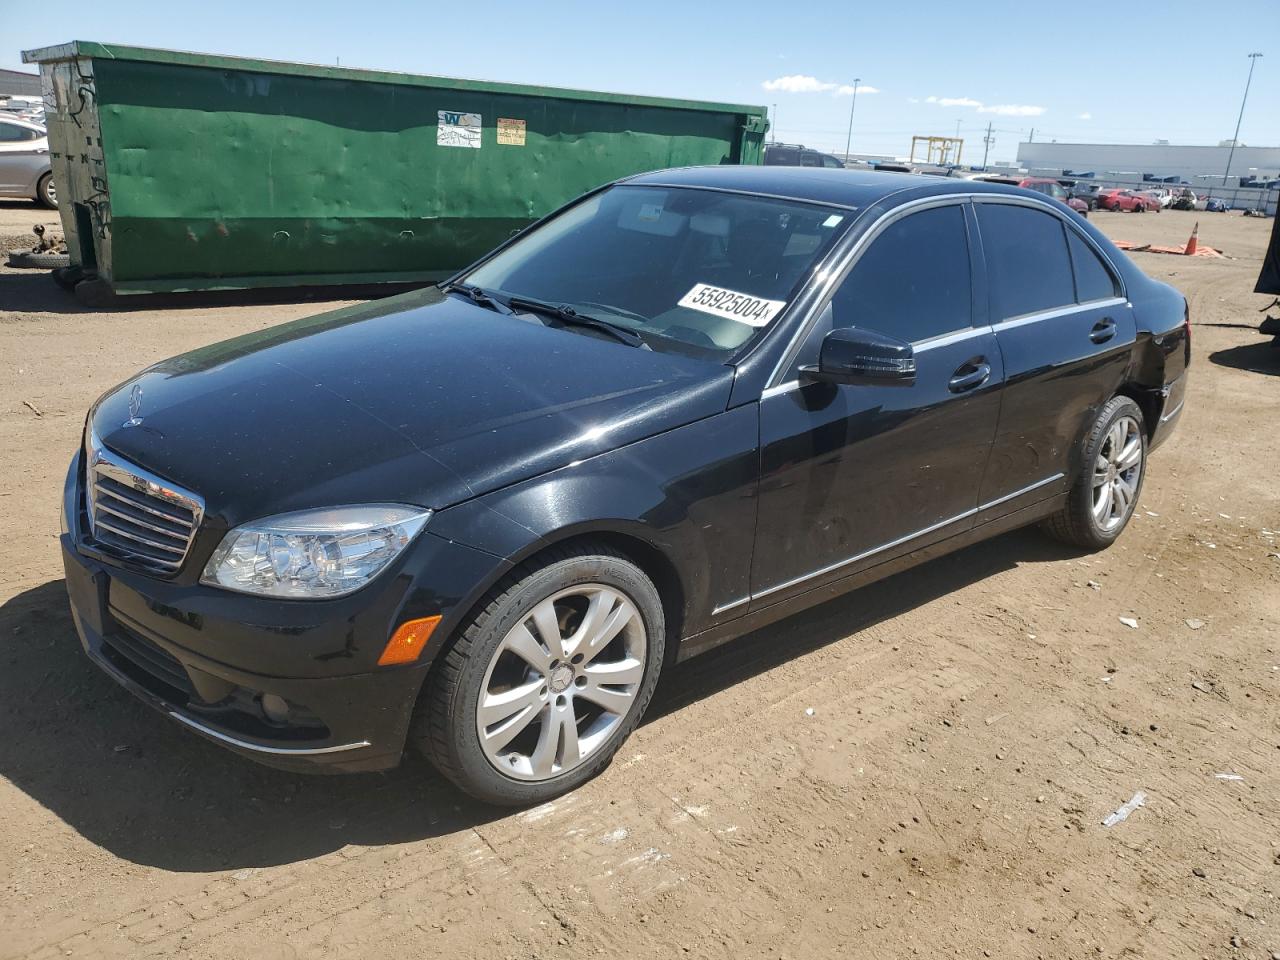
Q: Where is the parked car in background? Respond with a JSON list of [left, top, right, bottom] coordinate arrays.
[[0, 116, 55, 208], [1137, 189, 1170, 210], [61, 167, 1189, 805], [977, 176, 1089, 216], [1204, 197, 1229, 213], [764, 143, 846, 169], [1069, 183, 1104, 210], [1171, 189, 1198, 211], [1099, 189, 1156, 213]]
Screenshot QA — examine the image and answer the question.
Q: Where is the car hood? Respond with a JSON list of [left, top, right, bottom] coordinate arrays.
[[91, 290, 734, 529]]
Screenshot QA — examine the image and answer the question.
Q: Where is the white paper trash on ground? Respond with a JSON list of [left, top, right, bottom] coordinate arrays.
[[1102, 791, 1147, 827]]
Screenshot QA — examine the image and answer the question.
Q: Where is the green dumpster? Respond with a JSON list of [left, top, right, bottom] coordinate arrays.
[[21, 42, 768, 295]]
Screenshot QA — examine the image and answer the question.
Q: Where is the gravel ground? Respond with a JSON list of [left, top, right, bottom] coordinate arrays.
[[1, 206, 1278, 960]]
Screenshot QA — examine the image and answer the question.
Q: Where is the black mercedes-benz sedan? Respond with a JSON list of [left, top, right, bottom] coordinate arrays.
[[62, 167, 1189, 805]]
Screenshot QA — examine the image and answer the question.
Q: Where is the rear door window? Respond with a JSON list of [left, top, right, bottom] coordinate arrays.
[[1066, 229, 1122, 302], [976, 204, 1075, 321]]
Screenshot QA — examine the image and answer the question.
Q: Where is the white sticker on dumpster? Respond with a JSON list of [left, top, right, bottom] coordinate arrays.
[[438, 111, 482, 148], [678, 283, 787, 328]]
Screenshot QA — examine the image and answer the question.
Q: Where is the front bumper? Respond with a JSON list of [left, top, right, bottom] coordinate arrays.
[[63, 536, 428, 772], [60, 450, 510, 773]]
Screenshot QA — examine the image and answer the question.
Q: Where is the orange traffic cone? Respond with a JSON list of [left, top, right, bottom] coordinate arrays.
[[1184, 221, 1199, 256]]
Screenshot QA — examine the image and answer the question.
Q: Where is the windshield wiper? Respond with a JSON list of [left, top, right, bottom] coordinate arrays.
[[506, 295, 649, 349], [441, 281, 513, 314]]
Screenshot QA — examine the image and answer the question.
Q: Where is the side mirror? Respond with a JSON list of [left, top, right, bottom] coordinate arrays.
[[799, 326, 915, 386]]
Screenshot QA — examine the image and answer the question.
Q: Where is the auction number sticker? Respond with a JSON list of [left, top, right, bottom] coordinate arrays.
[[678, 283, 786, 328]]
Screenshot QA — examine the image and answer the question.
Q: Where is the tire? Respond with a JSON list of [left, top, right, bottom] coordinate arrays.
[[6, 250, 70, 269], [1134, 204, 1145, 213], [73, 276, 116, 307], [1042, 396, 1147, 550], [51, 265, 85, 290], [36, 173, 57, 209], [415, 541, 666, 805]]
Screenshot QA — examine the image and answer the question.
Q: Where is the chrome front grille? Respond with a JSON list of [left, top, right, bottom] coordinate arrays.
[[86, 444, 204, 574]]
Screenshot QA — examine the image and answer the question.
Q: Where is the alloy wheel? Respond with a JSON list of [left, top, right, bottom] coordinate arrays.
[[1092, 415, 1143, 532], [475, 584, 647, 781]]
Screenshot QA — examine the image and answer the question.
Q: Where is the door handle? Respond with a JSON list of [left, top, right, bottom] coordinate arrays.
[[948, 359, 991, 393], [1090, 317, 1117, 344]]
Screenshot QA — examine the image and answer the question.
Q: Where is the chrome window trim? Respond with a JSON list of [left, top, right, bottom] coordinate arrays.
[[970, 192, 1128, 299], [747, 472, 1064, 603], [990, 296, 1128, 333], [761, 323, 998, 401], [166, 711, 372, 755], [765, 194, 972, 390], [764, 190, 1130, 391]]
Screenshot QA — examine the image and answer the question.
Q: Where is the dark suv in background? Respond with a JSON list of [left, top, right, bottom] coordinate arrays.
[[764, 143, 846, 168]]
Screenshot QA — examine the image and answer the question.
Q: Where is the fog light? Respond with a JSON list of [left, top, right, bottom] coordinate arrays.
[[261, 693, 291, 724]]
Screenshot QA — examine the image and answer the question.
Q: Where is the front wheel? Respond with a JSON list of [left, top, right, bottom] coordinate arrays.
[[415, 542, 666, 805], [1042, 396, 1146, 549]]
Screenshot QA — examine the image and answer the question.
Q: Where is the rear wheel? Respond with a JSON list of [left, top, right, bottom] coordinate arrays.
[[1042, 396, 1146, 549], [36, 173, 56, 209], [415, 542, 665, 805]]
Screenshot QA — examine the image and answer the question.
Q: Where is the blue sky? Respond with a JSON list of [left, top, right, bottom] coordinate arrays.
[[3, 0, 1275, 161]]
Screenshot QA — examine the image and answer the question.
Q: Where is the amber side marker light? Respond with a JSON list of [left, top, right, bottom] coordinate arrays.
[[378, 615, 442, 666]]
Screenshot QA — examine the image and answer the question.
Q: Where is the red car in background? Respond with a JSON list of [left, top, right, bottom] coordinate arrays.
[[1018, 178, 1090, 216], [1099, 189, 1160, 213], [977, 176, 1088, 216]]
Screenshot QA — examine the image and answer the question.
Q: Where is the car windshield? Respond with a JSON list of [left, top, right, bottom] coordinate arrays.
[[459, 185, 850, 358]]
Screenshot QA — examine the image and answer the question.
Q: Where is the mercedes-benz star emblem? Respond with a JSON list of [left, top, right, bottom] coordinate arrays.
[[123, 383, 144, 428]]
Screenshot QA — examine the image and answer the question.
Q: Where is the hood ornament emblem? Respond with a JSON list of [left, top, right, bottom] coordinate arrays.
[[123, 383, 144, 428]]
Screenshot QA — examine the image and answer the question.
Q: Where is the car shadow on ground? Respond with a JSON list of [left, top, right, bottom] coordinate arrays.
[[1209, 338, 1280, 375], [0, 269, 428, 315], [0, 528, 1077, 873]]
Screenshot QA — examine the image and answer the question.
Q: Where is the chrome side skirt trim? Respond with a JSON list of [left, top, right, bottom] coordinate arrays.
[[167, 711, 372, 755], [711, 595, 751, 616], [747, 472, 1066, 603], [977, 471, 1065, 511]]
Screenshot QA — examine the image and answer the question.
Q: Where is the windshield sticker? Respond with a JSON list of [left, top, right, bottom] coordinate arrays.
[[497, 117, 526, 146], [638, 203, 664, 222], [438, 111, 482, 148], [822, 214, 844, 228], [678, 283, 787, 328]]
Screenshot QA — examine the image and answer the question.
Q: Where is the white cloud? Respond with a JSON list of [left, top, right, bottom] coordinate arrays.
[[1077, 111, 1093, 120], [763, 74, 835, 93], [907, 97, 920, 104], [923, 96, 1047, 117], [978, 103, 1047, 117], [762, 75, 879, 95]]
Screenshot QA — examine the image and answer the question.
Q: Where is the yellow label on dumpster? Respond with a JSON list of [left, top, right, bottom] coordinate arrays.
[[497, 118, 527, 146]]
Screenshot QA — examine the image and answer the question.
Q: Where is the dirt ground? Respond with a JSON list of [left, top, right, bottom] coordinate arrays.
[[1, 200, 1278, 960]]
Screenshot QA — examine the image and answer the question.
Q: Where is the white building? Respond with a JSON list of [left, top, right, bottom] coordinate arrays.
[[1015, 141, 1280, 187]]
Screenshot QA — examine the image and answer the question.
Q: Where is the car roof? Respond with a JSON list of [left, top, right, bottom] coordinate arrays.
[[0, 115, 46, 131], [623, 165, 1047, 211]]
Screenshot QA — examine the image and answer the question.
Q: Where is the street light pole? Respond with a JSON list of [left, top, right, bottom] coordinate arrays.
[[1221, 52, 1263, 196], [843, 78, 861, 164]]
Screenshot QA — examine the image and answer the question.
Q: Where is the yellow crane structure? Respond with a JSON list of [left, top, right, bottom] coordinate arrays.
[[909, 136, 963, 166]]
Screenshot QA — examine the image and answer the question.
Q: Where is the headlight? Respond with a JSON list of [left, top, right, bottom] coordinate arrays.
[[200, 504, 431, 599]]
